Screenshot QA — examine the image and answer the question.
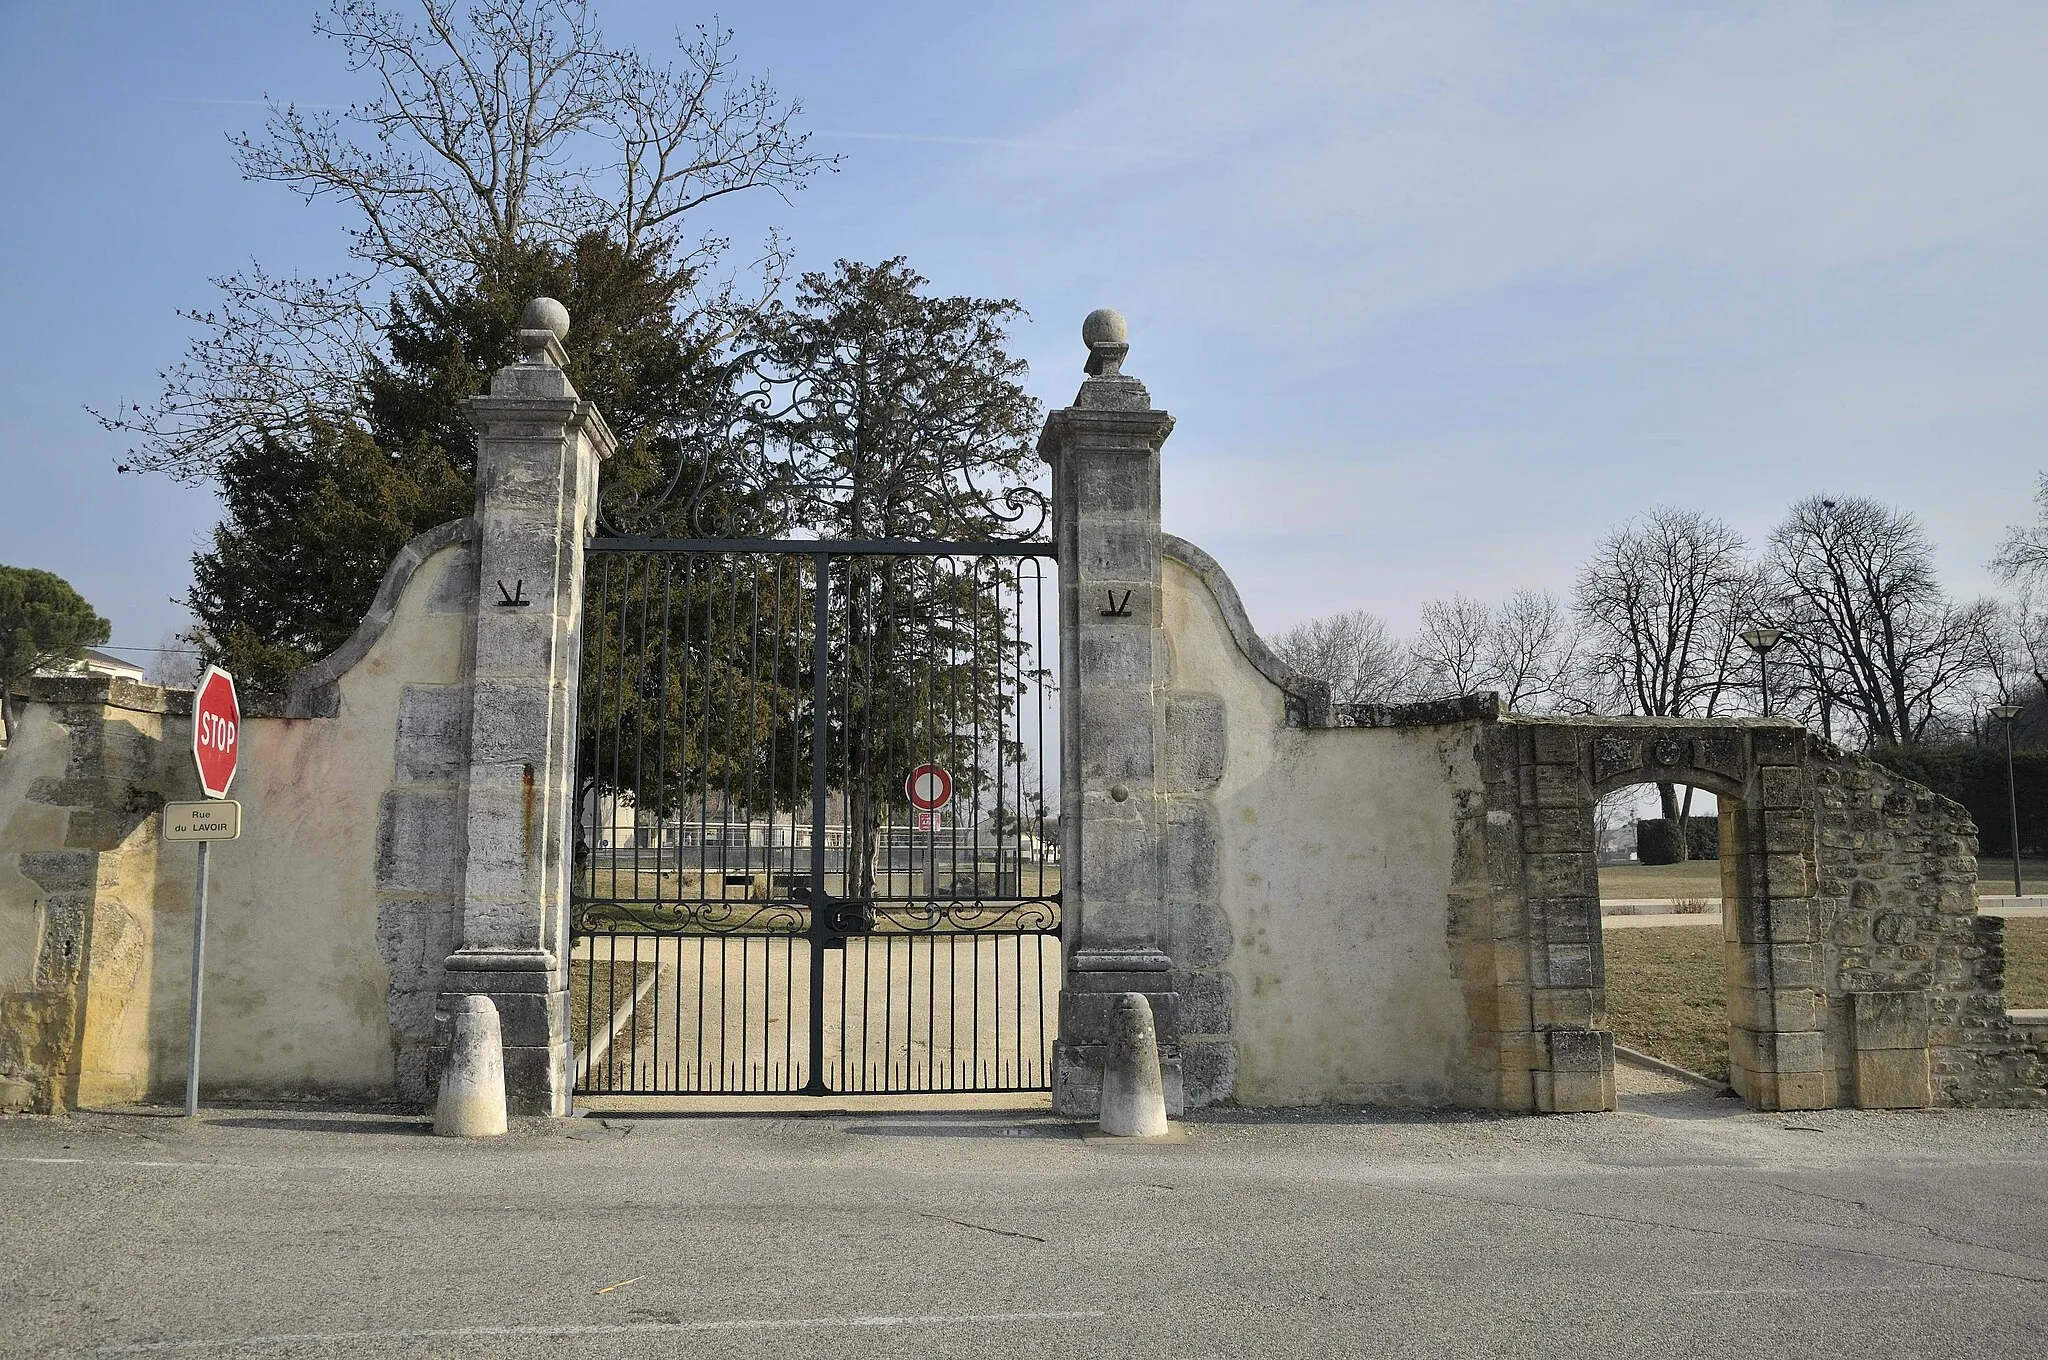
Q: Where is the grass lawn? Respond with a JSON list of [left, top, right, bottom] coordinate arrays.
[[1599, 857, 2048, 901], [568, 958, 658, 1055], [1602, 924, 1729, 1084], [1602, 917, 2048, 1085], [2007, 919, 2048, 1008], [1975, 858, 2048, 896], [1599, 860, 1724, 900]]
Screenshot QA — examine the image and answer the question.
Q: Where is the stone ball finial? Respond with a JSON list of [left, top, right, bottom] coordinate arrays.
[[522, 297, 570, 340], [1082, 308, 1128, 349], [1081, 308, 1130, 378]]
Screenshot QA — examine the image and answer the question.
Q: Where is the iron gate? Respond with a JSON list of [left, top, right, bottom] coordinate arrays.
[[570, 542, 1060, 1096]]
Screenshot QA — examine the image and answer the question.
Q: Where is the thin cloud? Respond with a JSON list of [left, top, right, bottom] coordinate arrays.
[[151, 96, 340, 109], [815, 129, 1101, 154]]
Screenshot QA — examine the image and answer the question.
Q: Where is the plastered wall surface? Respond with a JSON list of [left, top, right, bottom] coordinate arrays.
[[143, 540, 472, 1100], [0, 533, 473, 1110], [0, 707, 68, 993], [1161, 553, 1483, 1107]]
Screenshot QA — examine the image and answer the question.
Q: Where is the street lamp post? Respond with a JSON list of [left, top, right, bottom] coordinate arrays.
[[1742, 626, 1784, 717], [1991, 702, 2025, 899]]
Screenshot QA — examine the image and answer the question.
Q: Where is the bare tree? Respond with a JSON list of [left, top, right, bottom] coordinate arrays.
[[1993, 476, 2048, 726], [1996, 582, 2048, 699], [1573, 506, 1754, 837], [1593, 787, 1643, 864], [1766, 495, 1996, 748], [1410, 594, 1493, 698], [144, 628, 206, 690], [97, 0, 832, 482], [1271, 609, 1415, 705], [1406, 590, 1586, 713], [1994, 473, 2048, 584], [1486, 588, 1587, 713]]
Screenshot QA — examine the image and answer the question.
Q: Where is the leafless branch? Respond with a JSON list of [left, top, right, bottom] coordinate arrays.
[[1271, 610, 1415, 706], [1764, 494, 1995, 746], [105, 0, 833, 483]]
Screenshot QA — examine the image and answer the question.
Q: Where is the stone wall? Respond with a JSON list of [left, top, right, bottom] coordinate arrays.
[[287, 518, 477, 1103], [1041, 314, 2032, 1116], [0, 681, 167, 1112], [0, 523, 477, 1112], [0, 300, 604, 1119], [1809, 745, 2045, 1108], [1158, 538, 1493, 1108], [1150, 534, 2047, 1113]]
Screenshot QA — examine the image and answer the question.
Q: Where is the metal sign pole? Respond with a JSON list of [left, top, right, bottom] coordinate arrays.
[[184, 840, 211, 1118]]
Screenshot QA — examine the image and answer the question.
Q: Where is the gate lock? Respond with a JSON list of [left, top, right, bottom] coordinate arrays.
[[819, 898, 878, 948]]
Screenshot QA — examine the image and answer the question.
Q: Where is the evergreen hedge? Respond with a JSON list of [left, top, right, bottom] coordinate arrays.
[[1635, 815, 1721, 864], [1870, 743, 2046, 856]]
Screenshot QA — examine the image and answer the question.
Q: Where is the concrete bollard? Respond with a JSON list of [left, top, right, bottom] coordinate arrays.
[[1099, 992, 1171, 1138], [434, 995, 508, 1138]]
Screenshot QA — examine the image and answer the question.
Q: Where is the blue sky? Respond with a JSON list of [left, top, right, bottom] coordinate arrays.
[[3, 1, 2045, 661]]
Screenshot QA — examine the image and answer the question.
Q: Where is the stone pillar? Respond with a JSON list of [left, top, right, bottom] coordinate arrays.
[[1729, 722, 1829, 1110], [1038, 310, 1181, 1116], [439, 298, 614, 1117], [1513, 725, 1612, 1114]]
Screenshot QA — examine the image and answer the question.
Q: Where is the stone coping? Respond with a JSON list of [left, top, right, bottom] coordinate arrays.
[[286, 517, 476, 718], [1161, 532, 1328, 727]]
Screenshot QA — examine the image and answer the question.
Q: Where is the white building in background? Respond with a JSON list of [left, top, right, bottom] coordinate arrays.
[[37, 648, 146, 683]]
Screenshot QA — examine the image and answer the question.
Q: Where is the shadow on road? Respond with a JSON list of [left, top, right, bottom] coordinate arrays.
[[1613, 1060, 1744, 1121], [206, 1115, 431, 1136], [843, 1118, 1080, 1139]]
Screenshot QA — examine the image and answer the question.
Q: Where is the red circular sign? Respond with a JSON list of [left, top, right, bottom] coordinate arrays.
[[192, 666, 241, 799], [905, 764, 952, 811]]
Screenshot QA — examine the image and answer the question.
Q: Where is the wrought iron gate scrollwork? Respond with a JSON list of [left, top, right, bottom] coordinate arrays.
[[571, 408, 1061, 1097]]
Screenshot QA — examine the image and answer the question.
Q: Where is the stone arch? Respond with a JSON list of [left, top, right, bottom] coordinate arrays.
[[1477, 715, 2047, 1114], [1478, 717, 1820, 1114], [1591, 765, 1744, 805]]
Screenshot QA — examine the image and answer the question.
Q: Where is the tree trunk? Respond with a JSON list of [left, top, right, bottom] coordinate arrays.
[[1658, 780, 1690, 861]]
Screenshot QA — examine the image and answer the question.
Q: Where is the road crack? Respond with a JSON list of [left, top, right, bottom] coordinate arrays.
[[916, 1211, 1046, 1243], [1765, 1180, 2048, 1268]]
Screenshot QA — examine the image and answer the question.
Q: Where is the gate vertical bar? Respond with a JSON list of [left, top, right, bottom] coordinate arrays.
[[804, 550, 832, 1094], [573, 538, 1059, 1099]]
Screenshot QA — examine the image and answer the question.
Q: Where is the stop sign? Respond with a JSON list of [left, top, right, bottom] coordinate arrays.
[[192, 665, 241, 799]]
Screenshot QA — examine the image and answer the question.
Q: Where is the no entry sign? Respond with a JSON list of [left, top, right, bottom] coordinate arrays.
[[905, 764, 953, 812], [192, 666, 241, 799]]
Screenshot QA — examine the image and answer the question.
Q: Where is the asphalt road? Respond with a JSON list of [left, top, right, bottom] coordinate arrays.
[[3, 1083, 2045, 1358]]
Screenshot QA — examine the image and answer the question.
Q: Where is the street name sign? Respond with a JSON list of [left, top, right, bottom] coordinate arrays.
[[163, 800, 242, 842]]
